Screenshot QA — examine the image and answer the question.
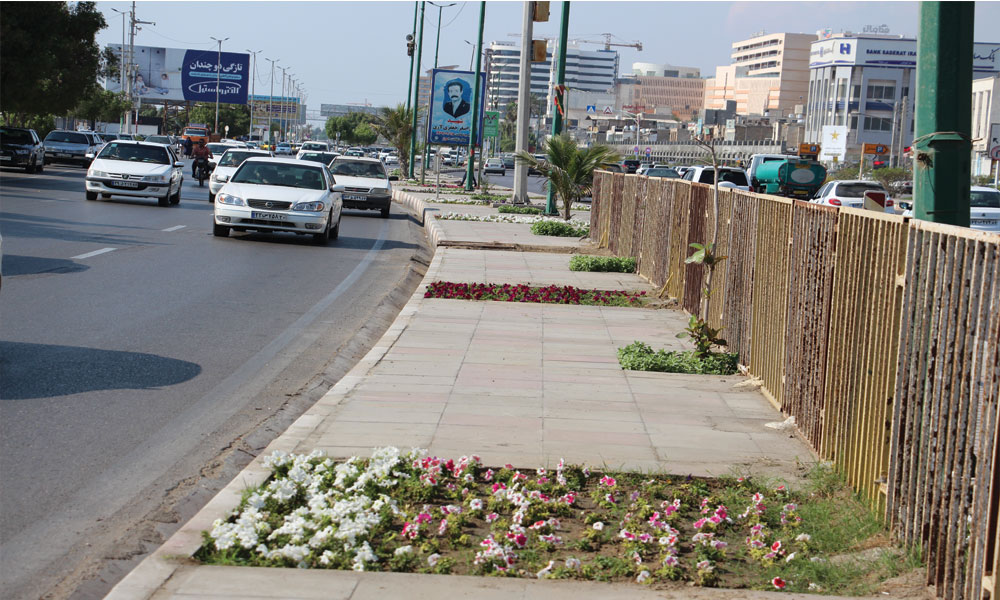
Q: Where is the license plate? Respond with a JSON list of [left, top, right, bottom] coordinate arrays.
[[343, 194, 366, 201], [972, 219, 998, 225], [57, 153, 72, 158], [113, 181, 140, 188], [0, 156, 10, 161], [251, 211, 287, 220]]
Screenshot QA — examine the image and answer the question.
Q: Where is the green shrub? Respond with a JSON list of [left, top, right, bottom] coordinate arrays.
[[531, 221, 589, 237], [471, 193, 508, 202], [617, 341, 738, 375], [498, 205, 543, 215], [569, 255, 637, 273]]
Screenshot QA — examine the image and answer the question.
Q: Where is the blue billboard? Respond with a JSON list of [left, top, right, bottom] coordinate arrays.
[[105, 45, 250, 105], [426, 69, 485, 146]]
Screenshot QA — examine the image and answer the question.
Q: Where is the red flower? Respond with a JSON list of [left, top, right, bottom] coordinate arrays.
[[772, 577, 786, 589]]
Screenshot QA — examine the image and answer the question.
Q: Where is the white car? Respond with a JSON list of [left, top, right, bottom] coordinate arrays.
[[812, 180, 893, 211], [213, 157, 343, 244], [208, 148, 272, 203], [274, 142, 293, 156], [85, 141, 184, 206], [900, 186, 1000, 233], [681, 165, 751, 191], [328, 156, 395, 218], [383, 153, 399, 166], [296, 141, 332, 159]]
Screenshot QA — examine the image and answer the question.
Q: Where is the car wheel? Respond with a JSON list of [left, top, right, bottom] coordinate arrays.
[[36, 158, 44, 173], [380, 205, 390, 219], [213, 222, 230, 237], [208, 193, 215, 203], [330, 213, 340, 241], [170, 188, 181, 205], [312, 219, 331, 245], [25, 159, 36, 174], [158, 193, 170, 207], [86, 191, 98, 200]]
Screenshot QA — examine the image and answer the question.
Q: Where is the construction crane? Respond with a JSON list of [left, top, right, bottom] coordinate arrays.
[[507, 32, 642, 52]]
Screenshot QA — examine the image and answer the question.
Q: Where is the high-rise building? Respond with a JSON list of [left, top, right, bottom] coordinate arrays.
[[624, 63, 705, 121], [485, 40, 618, 109], [704, 32, 814, 116]]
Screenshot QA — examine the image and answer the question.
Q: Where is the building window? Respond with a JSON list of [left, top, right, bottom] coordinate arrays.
[[852, 85, 861, 100], [901, 86, 909, 100], [850, 115, 859, 130], [864, 116, 892, 132], [866, 82, 896, 101]]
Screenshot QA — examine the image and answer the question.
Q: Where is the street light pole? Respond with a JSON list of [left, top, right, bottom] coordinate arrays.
[[406, 2, 418, 113], [280, 67, 287, 142], [464, 1, 486, 191], [408, 1, 426, 179], [266, 58, 278, 146], [211, 36, 229, 136], [247, 49, 261, 141], [545, 0, 570, 215], [421, 1, 456, 183], [512, 0, 534, 204]]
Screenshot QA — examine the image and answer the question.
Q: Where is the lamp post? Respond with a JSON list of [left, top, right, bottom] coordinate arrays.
[[420, 1, 456, 182], [408, 1, 426, 179], [210, 36, 229, 135], [280, 67, 288, 142], [247, 49, 261, 141], [265, 58, 278, 146]]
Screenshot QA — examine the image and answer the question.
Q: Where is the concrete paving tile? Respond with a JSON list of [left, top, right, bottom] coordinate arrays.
[[447, 394, 544, 407], [463, 352, 543, 366], [166, 565, 358, 599], [349, 392, 451, 404], [433, 424, 543, 445], [543, 417, 647, 434], [545, 428, 651, 447], [458, 364, 544, 381], [440, 412, 542, 429], [333, 406, 444, 424], [355, 383, 454, 395], [543, 407, 643, 424], [348, 571, 526, 600], [369, 361, 462, 377], [541, 441, 659, 463], [442, 403, 543, 419], [648, 428, 763, 454], [452, 384, 543, 397], [364, 374, 457, 386]]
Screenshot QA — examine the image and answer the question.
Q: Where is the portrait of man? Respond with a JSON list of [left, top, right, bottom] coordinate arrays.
[[443, 79, 470, 118]]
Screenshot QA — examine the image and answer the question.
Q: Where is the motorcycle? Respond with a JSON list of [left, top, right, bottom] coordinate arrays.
[[194, 157, 210, 187]]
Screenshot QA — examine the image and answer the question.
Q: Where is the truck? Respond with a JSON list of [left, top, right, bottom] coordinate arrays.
[[181, 124, 211, 145], [752, 157, 828, 199]]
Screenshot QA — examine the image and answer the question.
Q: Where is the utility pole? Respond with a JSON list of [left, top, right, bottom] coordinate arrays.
[[266, 58, 278, 146], [211, 36, 229, 135], [247, 50, 261, 140], [545, 1, 570, 214], [512, 1, 534, 203], [406, 2, 418, 113], [408, 1, 426, 179], [914, 1, 973, 227], [421, 1, 456, 183], [280, 67, 287, 142], [464, 2, 486, 191]]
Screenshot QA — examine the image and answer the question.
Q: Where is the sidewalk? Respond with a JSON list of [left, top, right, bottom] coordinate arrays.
[[107, 190, 825, 599]]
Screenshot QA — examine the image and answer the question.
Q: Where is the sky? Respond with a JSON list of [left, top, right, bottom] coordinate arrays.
[[94, 0, 1000, 121]]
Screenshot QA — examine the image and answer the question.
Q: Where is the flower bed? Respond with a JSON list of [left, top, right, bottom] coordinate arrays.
[[435, 212, 591, 230], [424, 282, 645, 306], [200, 448, 918, 594], [569, 255, 637, 273]]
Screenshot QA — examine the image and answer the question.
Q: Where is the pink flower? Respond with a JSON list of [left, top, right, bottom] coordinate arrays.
[[663, 555, 678, 567], [693, 518, 708, 529], [513, 533, 527, 548], [771, 540, 782, 552], [485, 512, 499, 523], [417, 512, 433, 524], [772, 576, 786, 589], [483, 469, 494, 481], [775, 485, 786, 492], [437, 519, 448, 536], [600, 476, 617, 487], [530, 520, 547, 530]]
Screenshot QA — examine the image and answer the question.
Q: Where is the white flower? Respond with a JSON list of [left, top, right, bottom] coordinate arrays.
[[427, 553, 441, 567], [394, 545, 413, 556], [808, 583, 822, 591], [786, 552, 796, 562], [592, 521, 604, 531], [795, 533, 812, 542], [565, 557, 581, 569], [536, 560, 555, 579], [636, 570, 651, 583]]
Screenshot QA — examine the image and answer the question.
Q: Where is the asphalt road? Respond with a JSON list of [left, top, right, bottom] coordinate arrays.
[[426, 164, 549, 196], [0, 161, 428, 598]]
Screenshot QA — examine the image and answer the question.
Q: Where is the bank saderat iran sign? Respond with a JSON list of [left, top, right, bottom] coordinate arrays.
[[810, 38, 1000, 73], [106, 44, 250, 105]]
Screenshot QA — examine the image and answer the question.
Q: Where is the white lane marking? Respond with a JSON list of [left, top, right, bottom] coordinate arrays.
[[162, 225, 186, 232], [71, 247, 117, 260]]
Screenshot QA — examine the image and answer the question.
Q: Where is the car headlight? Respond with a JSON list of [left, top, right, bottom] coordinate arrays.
[[89, 169, 108, 178], [292, 201, 326, 212], [143, 174, 168, 183], [213, 173, 230, 183], [217, 193, 245, 206]]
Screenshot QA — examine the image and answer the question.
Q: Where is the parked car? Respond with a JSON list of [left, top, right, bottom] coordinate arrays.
[[501, 155, 515, 169], [274, 142, 294, 156], [645, 167, 680, 179], [296, 141, 332, 159], [43, 129, 99, 167], [484, 158, 506, 176], [1, 126, 45, 173], [636, 162, 654, 175], [622, 158, 641, 173], [383, 154, 399, 166], [681, 166, 751, 191], [812, 180, 893, 211], [902, 186, 1000, 233], [213, 157, 343, 243], [209, 148, 272, 203], [85, 140, 184, 206], [601, 163, 624, 173], [328, 156, 396, 218], [298, 151, 340, 166]]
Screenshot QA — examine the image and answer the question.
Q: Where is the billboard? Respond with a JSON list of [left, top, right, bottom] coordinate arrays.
[[810, 37, 1000, 73], [426, 68, 486, 146], [106, 44, 250, 105], [820, 125, 848, 162]]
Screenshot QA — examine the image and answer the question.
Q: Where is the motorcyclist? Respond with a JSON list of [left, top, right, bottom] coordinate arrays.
[[191, 140, 213, 177]]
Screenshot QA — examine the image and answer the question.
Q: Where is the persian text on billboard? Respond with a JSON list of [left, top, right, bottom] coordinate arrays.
[[106, 44, 249, 105]]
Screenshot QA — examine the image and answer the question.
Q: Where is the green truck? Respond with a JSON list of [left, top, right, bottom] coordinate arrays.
[[752, 157, 827, 198]]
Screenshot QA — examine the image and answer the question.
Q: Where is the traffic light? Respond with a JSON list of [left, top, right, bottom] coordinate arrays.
[[531, 39, 547, 62], [406, 34, 414, 57], [532, 1, 550, 22]]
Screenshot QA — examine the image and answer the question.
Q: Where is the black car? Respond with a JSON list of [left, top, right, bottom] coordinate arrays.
[[502, 155, 515, 169], [1, 126, 45, 173], [622, 159, 641, 174]]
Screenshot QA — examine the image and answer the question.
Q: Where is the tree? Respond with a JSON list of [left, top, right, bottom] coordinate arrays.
[[325, 112, 376, 145], [1, 2, 107, 123], [515, 134, 620, 220], [73, 90, 131, 127], [370, 104, 416, 177], [187, 102, 250, 137], [352, 121, 378, 146]]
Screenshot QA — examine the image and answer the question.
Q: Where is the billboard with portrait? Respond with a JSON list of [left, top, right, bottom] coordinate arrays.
[[106, 44, 250, 105], [427, 69, 485, 146]]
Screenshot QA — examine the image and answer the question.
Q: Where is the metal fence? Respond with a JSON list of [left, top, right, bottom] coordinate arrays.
[[591, 170, 1000, 599]]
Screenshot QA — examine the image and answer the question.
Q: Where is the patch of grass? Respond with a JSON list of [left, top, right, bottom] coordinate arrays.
[[498, 204, 543, 215], [569, 255, 637, 273], [617, 341, 738, 375], [472, 193, 509, 202], [531, 220, 589, 237]]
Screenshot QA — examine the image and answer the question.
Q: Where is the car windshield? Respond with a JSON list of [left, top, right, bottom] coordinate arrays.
[[146, 136, 170, 144], [99, 134, 119, 142], [1, 128, 34, 144], [698, 169, 748, 186], [329, 160, 386, 178], [646, 168, 680, 178], [300, 152, 337, 164], [836, 182, 886, 197], [970, 189, 1000, 208], [207, 144, 230, 154], [219, 151, 266, 167], [231, 162, 326, 190], [45, 131, 89, 144], [97, 143, 170, 164], [183, 128, 207, 136], [302, 143, 326, 151]]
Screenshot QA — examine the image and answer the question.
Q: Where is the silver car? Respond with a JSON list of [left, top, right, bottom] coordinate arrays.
[[44, 130, 99, 167]]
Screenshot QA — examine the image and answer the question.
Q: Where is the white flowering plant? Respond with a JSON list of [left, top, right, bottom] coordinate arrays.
[[198, 450, 913, 593]]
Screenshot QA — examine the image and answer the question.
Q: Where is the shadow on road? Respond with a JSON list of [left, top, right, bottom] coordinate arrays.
[[0, 341, 202, 400], [0, 254, 89, 277]]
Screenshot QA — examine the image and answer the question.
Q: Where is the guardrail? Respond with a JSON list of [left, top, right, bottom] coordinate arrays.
[[590, 171, 1000, 599]]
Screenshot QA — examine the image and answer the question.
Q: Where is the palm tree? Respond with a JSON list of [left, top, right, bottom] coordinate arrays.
[[371, 104, 417, 177], [515, 134, 620, 220]]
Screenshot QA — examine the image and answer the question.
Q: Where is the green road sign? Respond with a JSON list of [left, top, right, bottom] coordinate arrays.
[[483, 111, 499, 138]]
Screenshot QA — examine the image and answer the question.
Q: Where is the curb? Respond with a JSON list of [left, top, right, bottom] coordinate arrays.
[[105, 196, 447, 600], [392, 189, 448, 248]]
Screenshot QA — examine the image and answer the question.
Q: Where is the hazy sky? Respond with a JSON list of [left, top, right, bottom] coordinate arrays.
[[94, 0, 1000, 120]]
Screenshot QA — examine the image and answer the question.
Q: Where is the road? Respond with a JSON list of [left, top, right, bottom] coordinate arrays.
[[424, 164, 549, 196], [0, 161, 428, 598]]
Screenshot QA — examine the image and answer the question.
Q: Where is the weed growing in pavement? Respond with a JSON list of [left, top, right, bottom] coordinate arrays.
[[424, 282, 646, 307], [568, 255, 637, 273], [617, 341, 738, 375], [199, 450, 918, 594]]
